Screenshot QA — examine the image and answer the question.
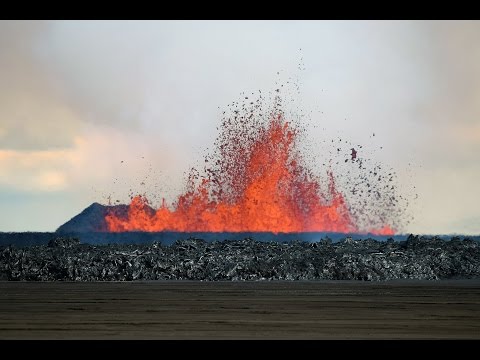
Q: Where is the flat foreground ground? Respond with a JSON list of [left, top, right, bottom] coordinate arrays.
[[1, 281, 479, 339]]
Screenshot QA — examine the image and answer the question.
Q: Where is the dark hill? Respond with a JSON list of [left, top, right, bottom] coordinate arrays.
[[56, 203, 134, 233]]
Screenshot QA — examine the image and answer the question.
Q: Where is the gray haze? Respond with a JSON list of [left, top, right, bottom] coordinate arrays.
[[0, 20, 479, 234]]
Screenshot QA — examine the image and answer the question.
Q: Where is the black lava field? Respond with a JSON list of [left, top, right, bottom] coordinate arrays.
[[1, 235, 479, 281]]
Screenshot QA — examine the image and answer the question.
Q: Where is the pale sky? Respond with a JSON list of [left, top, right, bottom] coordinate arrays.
[[0, 20, 479, 234]]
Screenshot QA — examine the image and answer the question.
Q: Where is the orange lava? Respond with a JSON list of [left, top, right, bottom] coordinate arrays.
[[105, 114, 394, 235]]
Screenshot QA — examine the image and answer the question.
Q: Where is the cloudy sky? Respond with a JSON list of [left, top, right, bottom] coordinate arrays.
[[1, 20, 479, 234]]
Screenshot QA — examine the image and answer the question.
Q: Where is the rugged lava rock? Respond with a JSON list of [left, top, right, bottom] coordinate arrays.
[[0, 235, 479, 281], [48, 237, 81, 249]]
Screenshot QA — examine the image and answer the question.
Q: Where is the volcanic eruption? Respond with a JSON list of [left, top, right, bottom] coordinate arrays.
[[104, 90, 403, 235]]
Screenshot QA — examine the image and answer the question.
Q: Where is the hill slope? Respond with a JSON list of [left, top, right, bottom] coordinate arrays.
[[56, 203, 131, 232]]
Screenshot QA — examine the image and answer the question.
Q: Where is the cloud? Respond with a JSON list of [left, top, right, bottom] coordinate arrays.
[[0, 123, 187, 203], [37, 171, 68, 190], [0, 21, 81, 151], [0, 146, 77, 192], [1, 20, 479, 234], [411, 21, 480, 156]]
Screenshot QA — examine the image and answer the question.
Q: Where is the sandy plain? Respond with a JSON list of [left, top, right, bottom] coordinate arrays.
[[0, 280, 479, 339]]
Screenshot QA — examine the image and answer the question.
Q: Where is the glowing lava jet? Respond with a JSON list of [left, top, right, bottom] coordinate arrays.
[[105, 108, 395, 235]]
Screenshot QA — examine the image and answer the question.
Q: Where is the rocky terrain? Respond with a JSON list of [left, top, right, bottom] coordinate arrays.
[[0, 235, 479, 281]]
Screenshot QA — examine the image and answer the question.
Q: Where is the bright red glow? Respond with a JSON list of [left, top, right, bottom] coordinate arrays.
[[105, 114, 394, 235]]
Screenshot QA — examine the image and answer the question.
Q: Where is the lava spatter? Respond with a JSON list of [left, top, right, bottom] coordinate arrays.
[[105, 91, 399, 235]]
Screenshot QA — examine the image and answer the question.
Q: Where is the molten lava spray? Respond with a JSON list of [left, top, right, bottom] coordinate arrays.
[[105, 96, 395, 235]]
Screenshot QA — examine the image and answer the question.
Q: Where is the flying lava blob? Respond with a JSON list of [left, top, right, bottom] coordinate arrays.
[[105, 93, 399, 235]]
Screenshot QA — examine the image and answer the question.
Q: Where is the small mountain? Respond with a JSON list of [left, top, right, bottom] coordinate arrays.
[[56, 202, 132, 233]]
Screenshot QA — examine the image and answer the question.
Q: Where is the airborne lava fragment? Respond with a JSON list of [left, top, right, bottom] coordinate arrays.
[[105, 91, 405, 235]]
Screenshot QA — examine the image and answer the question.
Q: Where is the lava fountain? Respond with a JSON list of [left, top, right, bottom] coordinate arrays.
[[105, 97, 395, 235]]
